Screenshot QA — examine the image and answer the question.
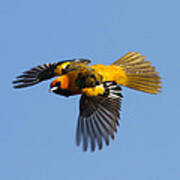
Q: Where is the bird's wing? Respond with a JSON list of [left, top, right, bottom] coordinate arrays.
[[76, 81, 123, 152], [12, 59, 91, 88]]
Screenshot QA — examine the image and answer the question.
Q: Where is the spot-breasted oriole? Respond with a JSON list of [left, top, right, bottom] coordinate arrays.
[[13, 51, 161, 151]]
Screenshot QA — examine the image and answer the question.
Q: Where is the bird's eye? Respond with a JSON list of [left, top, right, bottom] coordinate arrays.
[[56, 81, 61, 87]]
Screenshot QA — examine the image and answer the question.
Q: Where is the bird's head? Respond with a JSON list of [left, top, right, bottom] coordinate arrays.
[[49, 75, 71, 97]]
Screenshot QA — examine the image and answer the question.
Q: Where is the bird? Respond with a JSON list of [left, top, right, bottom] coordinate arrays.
[[12, 51, 161, 152]]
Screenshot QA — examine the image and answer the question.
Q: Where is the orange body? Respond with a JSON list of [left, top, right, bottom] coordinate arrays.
[[50, 52, 161, 96], [89, 64, 128, 85], [12, 51, 162, 152], [13, 51, 161, 95]]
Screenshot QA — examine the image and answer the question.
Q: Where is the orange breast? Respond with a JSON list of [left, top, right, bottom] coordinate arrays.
[[65, 71, 82, 95]]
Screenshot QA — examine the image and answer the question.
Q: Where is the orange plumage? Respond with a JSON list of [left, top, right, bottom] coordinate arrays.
[[13, 51, 161, 151]]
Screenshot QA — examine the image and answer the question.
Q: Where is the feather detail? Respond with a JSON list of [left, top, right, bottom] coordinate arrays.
[[76, 81, 122, 151], [112, 51, 161, 94]]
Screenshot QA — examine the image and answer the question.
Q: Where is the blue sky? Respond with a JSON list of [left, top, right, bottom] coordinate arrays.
[[1, 0, 180, 179]]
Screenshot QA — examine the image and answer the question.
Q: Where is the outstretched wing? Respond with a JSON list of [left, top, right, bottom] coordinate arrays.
[[12, 59, 91, 88], [76, 81, 123, 152]]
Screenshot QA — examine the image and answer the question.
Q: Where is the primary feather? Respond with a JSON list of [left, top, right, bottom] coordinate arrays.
[[76, 82, 122, 151]]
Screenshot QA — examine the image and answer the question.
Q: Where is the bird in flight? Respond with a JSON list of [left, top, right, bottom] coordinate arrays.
[[13, 51, 161, 152]]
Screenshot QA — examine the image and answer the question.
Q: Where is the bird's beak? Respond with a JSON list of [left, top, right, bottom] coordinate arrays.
[[49, 86, 58, 93]]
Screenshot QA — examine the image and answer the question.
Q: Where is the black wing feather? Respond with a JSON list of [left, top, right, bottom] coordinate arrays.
[[76, 81, 123, 152], [12, 59, 91, 88]]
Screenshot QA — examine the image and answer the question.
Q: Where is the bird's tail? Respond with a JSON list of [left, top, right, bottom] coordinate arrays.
[[111, 51, 161, 94]]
